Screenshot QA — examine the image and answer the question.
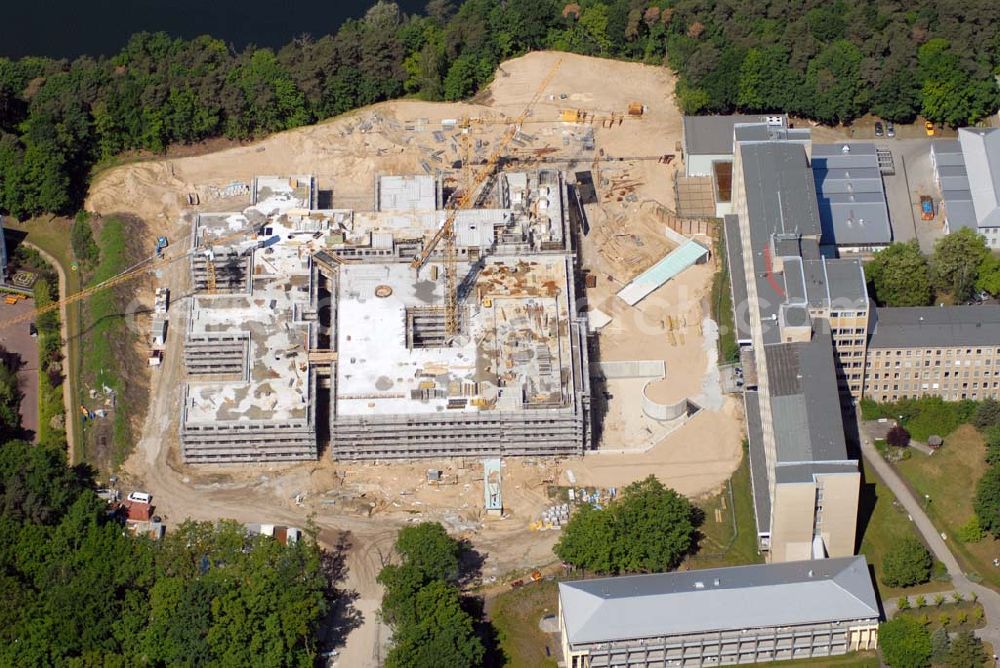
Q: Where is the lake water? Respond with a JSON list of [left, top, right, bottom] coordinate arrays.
[[1, 0, 427, 59]]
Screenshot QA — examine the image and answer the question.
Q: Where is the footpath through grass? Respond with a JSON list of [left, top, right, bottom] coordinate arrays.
[[858, 463, 951, 601], [3, 217, 83, 458], [892, 425, 1000, 588]]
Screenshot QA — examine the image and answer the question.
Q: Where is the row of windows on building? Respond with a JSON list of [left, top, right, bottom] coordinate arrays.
[[870, 347, 1000, 357]]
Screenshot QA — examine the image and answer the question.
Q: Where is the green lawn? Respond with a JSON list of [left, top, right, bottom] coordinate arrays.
[[486, 581, 559, 668], [858, 463, 951, 601], [3, 217, 83, 460], [757, 652, 878, 667], [892, 425, 1000, 588], [687, 443, 764, 569], [711, 231, 739, 364]]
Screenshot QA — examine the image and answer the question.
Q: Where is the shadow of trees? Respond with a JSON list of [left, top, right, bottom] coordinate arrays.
[[315, 531, 363, 658]]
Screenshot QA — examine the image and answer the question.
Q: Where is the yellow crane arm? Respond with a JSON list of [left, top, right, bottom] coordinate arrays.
[[1, 224, 257, 331], [409, 55, 564, 272]]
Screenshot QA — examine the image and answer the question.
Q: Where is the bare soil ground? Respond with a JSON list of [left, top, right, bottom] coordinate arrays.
[[88, 51, 743, 665]]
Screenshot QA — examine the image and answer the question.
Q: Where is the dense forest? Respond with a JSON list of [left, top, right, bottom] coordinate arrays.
[[0, 0, 998, 219], [0, 440, 333, 665]]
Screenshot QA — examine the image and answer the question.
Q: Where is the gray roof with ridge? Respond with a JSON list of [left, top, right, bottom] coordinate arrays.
[[559, 555, 879, 645], [869, 306, 1000, 349]]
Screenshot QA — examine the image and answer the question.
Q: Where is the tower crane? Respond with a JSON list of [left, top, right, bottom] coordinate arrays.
[[1, 224, 268, 332], [409, 56, 564, 338]]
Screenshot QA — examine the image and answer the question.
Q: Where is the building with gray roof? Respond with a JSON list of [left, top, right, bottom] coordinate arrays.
[[811, 144, 892, 253], [726, 137, 862, 562], [558, 555, 879, 667], [864, 306, 1000, 403], [931, 129, 1000, 248], [681, 115, 807, 217]]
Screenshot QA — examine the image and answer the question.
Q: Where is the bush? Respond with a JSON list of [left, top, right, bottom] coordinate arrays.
[[930, 627, 950, 664], [956, 517, 985, 543], [974, 399, 1000, 430], [880, 616, 932, 668], [882, 537, 933, 588], [887, 425, 911, 448], [70, 211, 99, 269], [984, 427, 1000, 465], [947, 630, 987, 668], [974, 464, 1000, 537]]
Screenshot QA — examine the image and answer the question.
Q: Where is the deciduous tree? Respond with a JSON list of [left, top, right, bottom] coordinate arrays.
[[881, 537, 932, 588], [879, 616, 932, 668]]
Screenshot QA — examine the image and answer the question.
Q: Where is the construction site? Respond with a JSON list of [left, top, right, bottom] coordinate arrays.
[[78, 52, 746, 666], [180, 170, 592, 463]]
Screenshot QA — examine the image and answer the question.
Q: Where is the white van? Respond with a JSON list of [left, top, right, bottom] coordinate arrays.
[[127, 491, 151, 504]]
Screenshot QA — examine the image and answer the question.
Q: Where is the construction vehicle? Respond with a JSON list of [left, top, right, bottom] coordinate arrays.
[[4, 294, 22, 305], [920, 195, 934, 220], [155, 236, 168, 257], [924, 121, 935, 137], [409, 56, 564, 339]]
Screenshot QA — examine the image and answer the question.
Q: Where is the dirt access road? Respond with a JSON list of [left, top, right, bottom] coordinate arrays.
[[91, 51, 742, 664]]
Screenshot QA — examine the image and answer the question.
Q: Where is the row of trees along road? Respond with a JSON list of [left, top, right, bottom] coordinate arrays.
[[1, 0, 999, 218]]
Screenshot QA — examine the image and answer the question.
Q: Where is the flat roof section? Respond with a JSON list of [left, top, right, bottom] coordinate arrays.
[[811, 144, 891, 247], [683, 114, 778, 156], [766, 330, 849, 464], [869, 306, 1000, 349], [335, 255, 575, 417], [559, 555, 878, 646], [723, 215, 751, 342], [744, 391, 771, 534], [378, 175, 438, 211]]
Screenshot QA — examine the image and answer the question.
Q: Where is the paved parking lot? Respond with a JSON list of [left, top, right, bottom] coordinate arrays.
[[881, 138, 947, 253], [0, 297, 39, 440], [823, 138, 947, 253]]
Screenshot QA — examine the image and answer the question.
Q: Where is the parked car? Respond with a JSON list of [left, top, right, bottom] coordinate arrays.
[[886, 121, 895, 137], [874, 121, 884, 137]]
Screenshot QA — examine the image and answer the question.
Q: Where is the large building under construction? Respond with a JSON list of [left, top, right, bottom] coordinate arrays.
[[180, 173, 592, 463]]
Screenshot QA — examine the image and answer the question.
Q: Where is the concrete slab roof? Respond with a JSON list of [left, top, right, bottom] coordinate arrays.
[[378, 175, 438, 211], [559, 556, 878, 645], [335, 255, 575, 417]]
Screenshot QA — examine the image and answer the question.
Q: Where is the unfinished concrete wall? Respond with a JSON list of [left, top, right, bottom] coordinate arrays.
[[331, 408, 586, 459]]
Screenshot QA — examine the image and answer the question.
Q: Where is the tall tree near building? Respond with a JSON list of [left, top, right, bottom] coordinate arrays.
[[865, 241, 933, 307], [555, 475, 698, 574], [931, 228, 988, 302]]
